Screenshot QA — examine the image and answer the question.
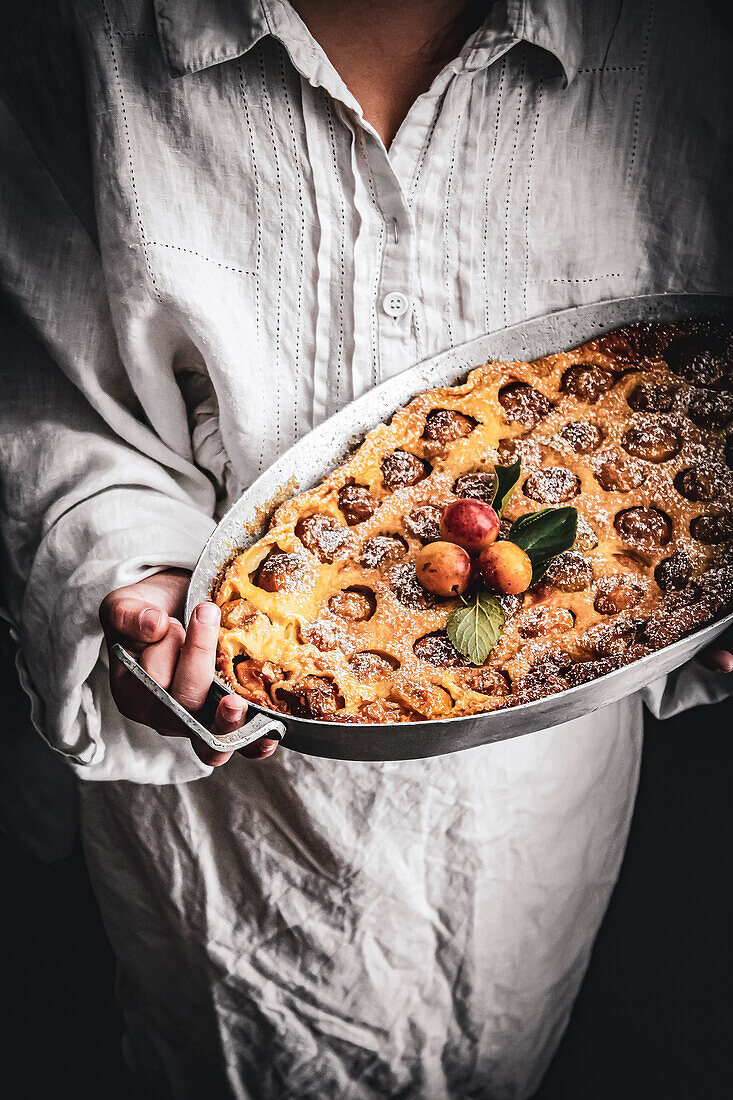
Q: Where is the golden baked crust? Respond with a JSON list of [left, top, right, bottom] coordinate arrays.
[[215, 320, 733, 723]]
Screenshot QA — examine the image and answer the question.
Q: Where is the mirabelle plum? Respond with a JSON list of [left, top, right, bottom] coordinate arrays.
[[414, 541, 472, 597], [476, 541, 532, 595], [439, 499, 500, 553]]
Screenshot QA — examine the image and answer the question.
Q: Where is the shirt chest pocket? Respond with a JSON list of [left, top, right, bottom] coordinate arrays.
[[525, 71, 647, 291], [128, 86, 264, 284], [122, 47, 319, 296]]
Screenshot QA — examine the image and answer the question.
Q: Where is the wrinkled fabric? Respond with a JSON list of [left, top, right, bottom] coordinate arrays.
[[81, 702, 645, 1100], [1, 0, 733, 1096]]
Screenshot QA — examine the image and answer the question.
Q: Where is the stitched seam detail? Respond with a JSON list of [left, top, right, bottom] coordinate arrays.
[[360, 134, 385, 388], [325, 97, 346, 406], [101, 0, 162, 303], [148, 241, 257, 276], [115, 31, 156, 39], [237, 60, 264, 471], [523, 62, 544, 318], [534, 274, 623, 283], [629, 0, 654, 179], [237, 65, 262, 274], [280, 50, 305, 438], [412, 297, 423, 365], [373, 221, 386, 385], [503, 51, 525, 326], [407, 87, 446, 208], [259, 46, 284, 457], [483, 57, 506, 333], [442, 101, 462, 349], [577, 65, 640, 73]]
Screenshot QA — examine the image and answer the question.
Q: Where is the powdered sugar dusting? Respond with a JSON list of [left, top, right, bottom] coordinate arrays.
[[523, 466, 580, 503], [556, 421, 604, 454], [360, 535, 407, 569]]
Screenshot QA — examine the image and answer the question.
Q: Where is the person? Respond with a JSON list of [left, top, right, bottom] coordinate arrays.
[[1, 0, 732, 1095]]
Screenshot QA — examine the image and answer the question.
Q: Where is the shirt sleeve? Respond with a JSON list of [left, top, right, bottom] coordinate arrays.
[[0, 304, 216, 781], [641, 659, 733, 721], [0, 82, 217, 782]]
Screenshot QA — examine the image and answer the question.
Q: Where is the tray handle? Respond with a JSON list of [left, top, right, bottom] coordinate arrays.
[[111, 644, 286, 752]]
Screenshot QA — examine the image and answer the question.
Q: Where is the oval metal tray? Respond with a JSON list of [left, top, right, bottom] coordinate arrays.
[[187, 293, 733, 760]]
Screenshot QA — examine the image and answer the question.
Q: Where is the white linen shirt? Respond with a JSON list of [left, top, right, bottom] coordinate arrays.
[[1, 1, 732, 1096]]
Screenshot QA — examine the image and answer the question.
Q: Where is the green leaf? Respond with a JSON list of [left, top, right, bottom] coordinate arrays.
[[508, 507, 578, 582], [491, 460, 522, 516], [446, 592, 506, 666]]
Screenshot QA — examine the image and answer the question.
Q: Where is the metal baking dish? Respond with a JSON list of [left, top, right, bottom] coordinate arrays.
[[187, 293, 733, 761]]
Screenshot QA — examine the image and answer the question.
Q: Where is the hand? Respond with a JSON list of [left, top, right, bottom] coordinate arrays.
[[698, 646, 733, 674], [99, 570, 278, 767], [698, 625, 733, 673]]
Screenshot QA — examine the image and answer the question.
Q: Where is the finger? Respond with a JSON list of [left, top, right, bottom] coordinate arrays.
[[187, 695, 249, 769], [238, 737, 279, 761], [212, 694, 279, 763], [698, 648, 733, 673], [170, 602, 221, 712], [212, 694, 247, 735], [109, 627, 201, 739], [108, 651, 191, 737], [139, 621, 186, 689], [100, 594, 170, 647], [108, 657, 164, 728], [190, 738, 233, 768]]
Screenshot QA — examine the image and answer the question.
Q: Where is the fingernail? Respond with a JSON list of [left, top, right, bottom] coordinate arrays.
[[140, 608, 163, 638], [222, 697, 243, 719], [196, 602, 220, 626]]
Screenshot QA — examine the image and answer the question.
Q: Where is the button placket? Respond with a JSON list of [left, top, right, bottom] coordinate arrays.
[[379, 199, 418, 375], [345, 125, 417, 381]]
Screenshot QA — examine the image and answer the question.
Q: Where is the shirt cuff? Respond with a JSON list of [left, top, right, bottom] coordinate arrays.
[[14, 488, 218, 784], [642, 658, 733, 720]]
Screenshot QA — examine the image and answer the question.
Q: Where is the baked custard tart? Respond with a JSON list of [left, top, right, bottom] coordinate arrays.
[[215, 320, 733, 723]]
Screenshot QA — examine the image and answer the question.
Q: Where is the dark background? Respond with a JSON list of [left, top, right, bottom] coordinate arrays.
[[2, 1, 731, 1095], [1, 624, 731, 1099]]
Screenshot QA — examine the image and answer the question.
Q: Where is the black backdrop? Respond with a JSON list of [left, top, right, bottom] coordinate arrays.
[[1, 0, 731, 1094]]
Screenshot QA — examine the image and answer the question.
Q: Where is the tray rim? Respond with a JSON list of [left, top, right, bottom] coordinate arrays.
[[187, 292, 733, 749]]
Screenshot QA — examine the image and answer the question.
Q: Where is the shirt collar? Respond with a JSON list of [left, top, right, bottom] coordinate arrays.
[[464, 0, 584, 86], [153, 0, 584, 86], [152, 0, 270, 76]]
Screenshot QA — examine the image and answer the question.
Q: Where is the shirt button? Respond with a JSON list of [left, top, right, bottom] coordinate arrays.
[[382, 291, 409, 320]]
